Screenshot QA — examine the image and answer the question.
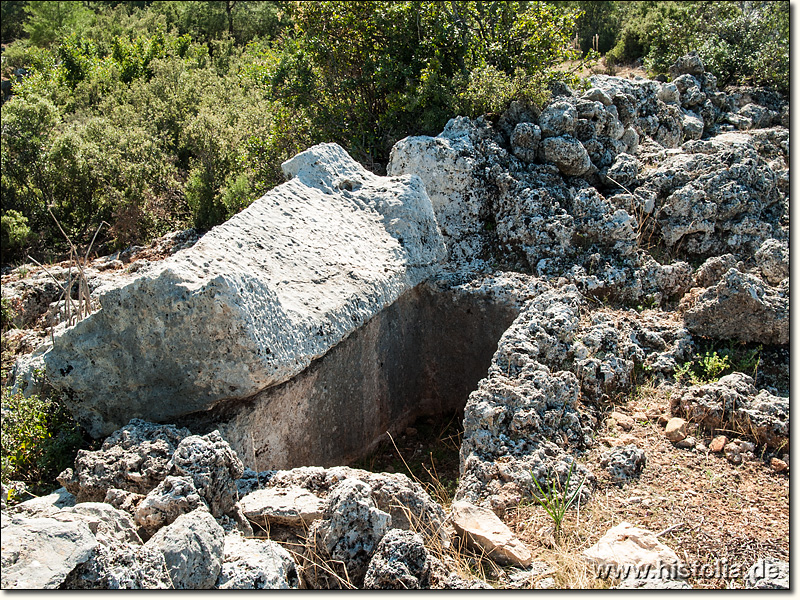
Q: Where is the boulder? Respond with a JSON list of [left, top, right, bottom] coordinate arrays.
[[167, 430, 243, 520], [671, 373, 788, 449], [682, 269, 788, 345], [510, 122, 541, 162], [364, 529, 432, 589], [145, 508, 224, 589], [301, 478, 391, 589], [53, 502, 142, 545], [34, 143, 445, 437], [135, 476, 207, 537], [540, 135, 593, 176], [58, 419, 190, 502], [450, 501, 532, 567], [8, 487, 76, 518], [670, 52, 705, 78], [754, 238, 788, 285], [539, 101, 577, 137], [216, 533, 299, 589], [61, 542, 173, 589], [1, 515, 97, 589]]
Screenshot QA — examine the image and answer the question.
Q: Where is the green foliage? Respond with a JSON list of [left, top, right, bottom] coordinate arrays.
[[675, 343, 763, 386], [529, 460, 586, 536], [1, 209, 31, 252], [1, 0, 28, 43], [1, 388, 86, 495], [23, 0, 95, 47]]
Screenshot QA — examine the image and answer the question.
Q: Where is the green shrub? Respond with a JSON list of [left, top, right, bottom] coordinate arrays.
[[1, 388, 86, 496], [1, 210, 31, 252]]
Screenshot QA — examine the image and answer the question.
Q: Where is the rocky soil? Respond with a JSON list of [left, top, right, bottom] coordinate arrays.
[[1, 52, 789, 589]]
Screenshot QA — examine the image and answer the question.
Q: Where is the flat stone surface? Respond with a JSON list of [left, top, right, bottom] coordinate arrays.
[[240, 486, 324, 527], [451, 500, 532, 567], [1, 515, 97, 589], [38, 143, 445, 437], [583, 521, 680, 574]]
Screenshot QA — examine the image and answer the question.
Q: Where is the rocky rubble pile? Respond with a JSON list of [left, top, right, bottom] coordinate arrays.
[[2, 53, 789, 589]]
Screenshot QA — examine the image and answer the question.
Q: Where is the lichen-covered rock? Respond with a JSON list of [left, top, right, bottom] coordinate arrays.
[[239, 485, 323, 528], [301, 478, 391, 589], [635, 135, 783, 260], [216, 533, 299, 589], [681, 269, 788, 345], [540, 135, 593, 176], [671, 373, 788, 449], [1, 515, 97, 589], [167, 431, 243, 520], [692, 254, 738, 288], [599, 445, 646, 484], [755, 238, 788, 285], [8, 487, 76, 518], [145, 508, 224, 589], [266, 466, 448, 546], [33, 143, 445, 437], [669, 52, 705, 78], [364, 529, 431, 589], [57, 419, 190, 502], [54, 502, 142, 546], [539, 100, 577, 137], [510, 122, 541, 162], [61, 542, 173, 589], [135, 476, 207, 537], [104, 488, 146, 516]]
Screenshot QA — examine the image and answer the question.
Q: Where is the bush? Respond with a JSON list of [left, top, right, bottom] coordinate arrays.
[[1, 388, 86, 496], [1, 210, 31, 253]]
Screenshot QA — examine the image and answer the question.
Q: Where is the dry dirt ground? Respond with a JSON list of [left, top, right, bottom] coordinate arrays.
[[359, 384, 789, 589]]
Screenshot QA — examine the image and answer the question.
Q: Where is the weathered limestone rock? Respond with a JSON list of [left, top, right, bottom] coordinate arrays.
[[135, 476, 207, 537], [540, 135, 593, 176], [1, 515, 97, 589], [239, 486, 323, 527], [584, 522, 682, 582], [167, 431, 243, 520], [671, 373, 788, 449], [364, 529, 432, 589], [755, 238, 788, 285], [249, 465, 449, 546], [53, 502, 142, 545], [745, 558, 789, 589], [301, 478, 391, 589], [510, 122, 541, 162], [8, 487, 76, 518], [599, 445, 646, 484], [35, 143, 445, 437], [216, 533, 299, 589], [61, 542, 174, 589], [451, 500, 532, 567], [681, 269, 788, 345], [57, 420, 190, 502], [145, 508, 224, 589], [539, 100, 577, 137]]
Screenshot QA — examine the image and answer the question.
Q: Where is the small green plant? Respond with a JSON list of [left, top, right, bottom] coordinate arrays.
[[529, 461, 587, 537], [1, 388, 86, 497], [675, 351, 731, 385]]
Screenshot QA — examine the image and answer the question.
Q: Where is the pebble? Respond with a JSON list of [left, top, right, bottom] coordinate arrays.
[[709, 436, 728, 453], [610, 411, 634, 431], [664, 418, 687, 442], [724, 442, 743, 465], [770, 458, 788, 473]]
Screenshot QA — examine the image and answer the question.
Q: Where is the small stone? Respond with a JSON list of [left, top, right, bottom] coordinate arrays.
[[695, 442, 707, 452], [709, 436, 728, 453], [657, 415, 670, 427], [610, 411, 634, 431], [674, 436, 696, 449], [736, 440, 755, 453], [770, 458, 788, 473], [451, 501, 532, 567], [664, 418, 687, 442], [633, 412, 648, 422], [724, 443, 743, 465]]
